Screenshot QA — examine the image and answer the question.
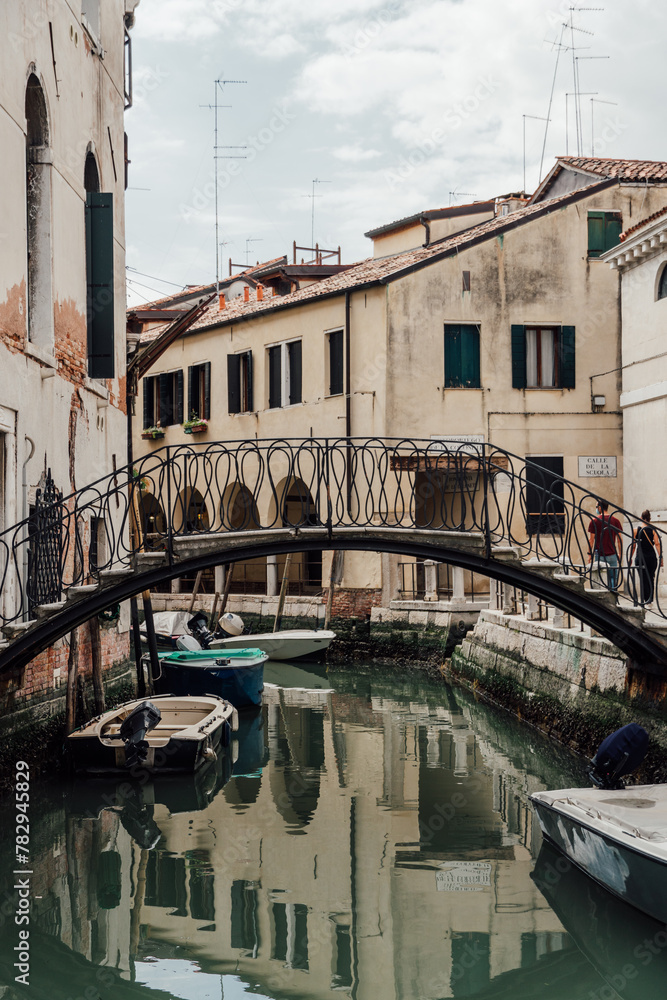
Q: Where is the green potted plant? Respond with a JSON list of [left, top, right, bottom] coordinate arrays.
[[141, 424, 165, 440], [183, 413, 208, 434]]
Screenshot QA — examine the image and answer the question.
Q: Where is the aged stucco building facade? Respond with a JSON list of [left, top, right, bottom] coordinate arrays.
[[131, 158, 667, 609], [0, 0, 139, 721]]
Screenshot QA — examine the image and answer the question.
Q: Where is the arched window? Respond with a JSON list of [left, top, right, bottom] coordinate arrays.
[[658, 265, 667, 301], [84, 151, 100, 194], [25, 74, 53, 352]]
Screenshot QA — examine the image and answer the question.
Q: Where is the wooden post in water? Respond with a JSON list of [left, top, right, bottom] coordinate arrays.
[[89, 614, 105, 712], [274, 552, 292, 632], [324, 552, 336, 630], [65, 627, 79, 733], [188, 570, 203, 615], [217, 563, 235, 624]]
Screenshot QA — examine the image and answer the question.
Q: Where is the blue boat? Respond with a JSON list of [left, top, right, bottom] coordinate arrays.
[[149, 647, 268, 708]]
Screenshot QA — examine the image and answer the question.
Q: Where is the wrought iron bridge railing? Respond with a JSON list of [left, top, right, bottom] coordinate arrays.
[[0, 438, 662, 628]]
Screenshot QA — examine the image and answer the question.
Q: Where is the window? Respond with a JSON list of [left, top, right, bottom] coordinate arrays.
[[142, 371, 183, 428], [25, 74, 53, 352], [658, 265, 667, 301], [524, 456, 565, 535], [327, 329, 344, 396], [511, 325, 575, 389], [188, 361, 211, 419], [444, 324, 480, 388], [83, 151, 115, 379], [227, 352, 253, 413], [588, 211, 622, 258], [267, 340, 302, 408]]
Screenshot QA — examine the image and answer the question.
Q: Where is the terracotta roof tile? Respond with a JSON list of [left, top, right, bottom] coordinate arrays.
[[620, 205, 667, 241], [558, 157, 667, 182], [190, 187, 603, 333]]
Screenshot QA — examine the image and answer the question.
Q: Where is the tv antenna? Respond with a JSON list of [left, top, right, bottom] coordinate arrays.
[[303, 179, 330, 252], [590, 97, 617, 156], [449, 189, 475, 205], [523, 115, 549, 193], [245, 238, 263, 265], [566, 92, 597, 155], [200, 76, 247, 292], [567, 7, 605, 156]]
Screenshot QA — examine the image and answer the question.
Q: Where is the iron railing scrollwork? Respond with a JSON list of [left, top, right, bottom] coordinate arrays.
[[0, 438, 663, 628]]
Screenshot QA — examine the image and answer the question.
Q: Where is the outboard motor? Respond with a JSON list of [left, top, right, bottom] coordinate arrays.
[[589, 723, 649, 790], [188, 611, 214, 649], [176, 634, 203, 651], [119, 701, 162, 768], [215, 612, 244, 639]]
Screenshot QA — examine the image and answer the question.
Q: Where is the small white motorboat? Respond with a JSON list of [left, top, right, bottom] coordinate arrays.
[[209, 627, 336, 661], [530, 723, 667, 924], [68, 694, 238, 774]]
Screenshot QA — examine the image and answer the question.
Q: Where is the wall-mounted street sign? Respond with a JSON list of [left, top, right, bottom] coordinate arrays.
[[578, 456, 617, 478]]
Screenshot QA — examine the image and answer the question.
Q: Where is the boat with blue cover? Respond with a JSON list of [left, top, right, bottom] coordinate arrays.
[[149, 646, 268, 708]]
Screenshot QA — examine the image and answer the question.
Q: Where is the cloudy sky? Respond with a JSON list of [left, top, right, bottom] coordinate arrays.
[[125, 0, 666, 306]]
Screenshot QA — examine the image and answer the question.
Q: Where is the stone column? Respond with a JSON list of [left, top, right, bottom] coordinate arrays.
[[170, 578, 181, 594], [424, 560, 438, 602], [214, 565, 224, 593], [266, 554, 279, 596], [452, 565, 465, 602], [527, 593, 540, 620], [502, 583, 515, 615]]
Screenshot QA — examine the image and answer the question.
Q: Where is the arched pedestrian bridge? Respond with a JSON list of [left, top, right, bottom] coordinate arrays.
[[1, 437, 666, 673]]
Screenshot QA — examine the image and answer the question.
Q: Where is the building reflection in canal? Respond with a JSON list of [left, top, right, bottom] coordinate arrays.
[[3, 672, 660, 999]]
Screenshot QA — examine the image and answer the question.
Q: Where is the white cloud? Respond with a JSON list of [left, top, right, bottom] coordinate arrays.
[[333, 145, 383, 163]]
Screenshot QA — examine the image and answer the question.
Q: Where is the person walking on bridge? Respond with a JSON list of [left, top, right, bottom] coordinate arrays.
[[630, 510, 662, 605], [587, 500, 623, 592]]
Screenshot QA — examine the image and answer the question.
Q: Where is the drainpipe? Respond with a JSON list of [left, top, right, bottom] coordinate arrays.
[[345, 290, 352, 516], [22, 436, 35, 621]]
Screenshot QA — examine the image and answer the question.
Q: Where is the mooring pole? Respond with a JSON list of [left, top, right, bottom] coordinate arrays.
[[273, 552, 292, 632]]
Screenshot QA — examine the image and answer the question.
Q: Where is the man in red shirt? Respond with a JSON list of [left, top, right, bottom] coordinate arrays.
[[588, 500, 623, 591]]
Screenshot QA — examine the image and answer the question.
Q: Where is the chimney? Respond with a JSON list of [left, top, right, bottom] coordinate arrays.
[[257, 285, 264, 301], [218, 293, 226, 310], [243, 286, 250, 302]]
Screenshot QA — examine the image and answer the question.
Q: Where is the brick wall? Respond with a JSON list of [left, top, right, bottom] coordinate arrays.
[[330, 588, 382, 619]]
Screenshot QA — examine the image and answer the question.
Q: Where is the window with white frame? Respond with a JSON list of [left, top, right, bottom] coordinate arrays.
[[267, 340, 302, 408]]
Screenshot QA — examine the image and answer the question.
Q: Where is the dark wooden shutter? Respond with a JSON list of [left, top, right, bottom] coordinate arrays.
[[176, 370, 184, 424], [244, 353, 253, 412], [85, 192, 115, 378], [142, 377, 154, 429], [560, 326, 576, 388], [187, 365, 196, 420], [525, 456, 564, 535], [587, 212, 606, 257], [158, 373, 170, 426], [289, 341, 302, 405], [329, 330, 344, 395], [268, 346, 282, 408], [227, 355, 241, 414], [604, 215, 622, 252], [511, 325, 526, 389], [444, 325, 460, 387], [461, 325, 480, 387], [203, 362, 211, 419]]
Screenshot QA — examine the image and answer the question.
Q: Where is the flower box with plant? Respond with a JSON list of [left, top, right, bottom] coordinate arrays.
[[183, 414, 208, 434], [141, 425, 165, 440]]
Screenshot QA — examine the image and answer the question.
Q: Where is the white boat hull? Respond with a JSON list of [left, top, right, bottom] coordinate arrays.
[[531, 785, 667, 924], [209, 629, 335, 661]]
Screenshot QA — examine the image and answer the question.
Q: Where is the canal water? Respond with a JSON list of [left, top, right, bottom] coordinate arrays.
[[0, 663, 665, 1000]]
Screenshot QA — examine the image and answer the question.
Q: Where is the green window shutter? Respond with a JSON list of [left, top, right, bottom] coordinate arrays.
[[444, 325, 461, 387], [604, 215, 622, 252], [460, 325, 480, 387], [560, 326, 576, 388], [142, 377, 154, 429], [244, 352, 253, 412], [268, 346, 281, 408], [187, 365, 196, 419], [203, 362, 211, 419], [511, 325, 526, 388], [85, 192, 115, 378], [176, 370, 184, 424], [227, 355, 241, 413], [289, 341, 302, 404], [587, 211, 605, 258]]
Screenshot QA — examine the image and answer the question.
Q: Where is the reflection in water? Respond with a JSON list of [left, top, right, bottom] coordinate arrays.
[[533, 840, 667, 1000], [0, 669, 645, 999]]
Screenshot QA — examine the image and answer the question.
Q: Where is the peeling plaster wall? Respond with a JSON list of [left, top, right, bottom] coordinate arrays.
[[0, 1, 132, 689]]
